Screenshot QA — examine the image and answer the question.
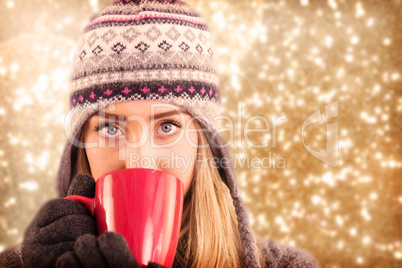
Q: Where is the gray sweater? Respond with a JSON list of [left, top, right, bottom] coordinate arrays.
[[1, 238, 320, 268]]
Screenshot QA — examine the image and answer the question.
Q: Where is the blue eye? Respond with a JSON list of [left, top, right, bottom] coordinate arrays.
[[95, 123, 124, 138], [160, 122, 173, 133], [156, 120, 182, 136]]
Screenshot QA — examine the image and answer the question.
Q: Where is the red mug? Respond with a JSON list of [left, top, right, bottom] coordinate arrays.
[[65, 168, 184, 268]]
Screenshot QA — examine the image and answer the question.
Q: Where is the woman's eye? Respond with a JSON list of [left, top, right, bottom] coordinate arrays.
[[156, 121, 181, 136], [97, 123, 124, 138]]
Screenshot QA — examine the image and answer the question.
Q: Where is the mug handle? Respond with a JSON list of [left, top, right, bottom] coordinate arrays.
[[65, 195, 95, 216]]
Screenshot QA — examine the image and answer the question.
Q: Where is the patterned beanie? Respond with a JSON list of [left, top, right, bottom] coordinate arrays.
[[57, 0, 261, 267], [65, 0, 221, 143]]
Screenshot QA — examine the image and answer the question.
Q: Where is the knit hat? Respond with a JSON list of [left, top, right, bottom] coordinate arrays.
[[57, 0, 261, 267]]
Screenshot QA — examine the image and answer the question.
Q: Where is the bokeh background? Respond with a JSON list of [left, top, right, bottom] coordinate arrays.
[[0, 0, 401, 267]]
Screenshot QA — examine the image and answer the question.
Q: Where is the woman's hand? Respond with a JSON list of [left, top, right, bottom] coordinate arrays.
[[21, 174, 97, 268], [56, 232, 139, 268], [56, 232, 168, 268]]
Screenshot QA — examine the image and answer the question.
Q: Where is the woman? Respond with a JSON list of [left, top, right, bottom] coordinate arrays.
[[0, 0, 321, 267]]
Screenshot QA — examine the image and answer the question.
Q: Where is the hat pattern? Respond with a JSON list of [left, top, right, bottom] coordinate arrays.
[[69, 0, 220, 130]]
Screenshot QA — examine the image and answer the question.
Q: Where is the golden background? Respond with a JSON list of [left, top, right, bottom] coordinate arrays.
[[0, 0, 401, 267]]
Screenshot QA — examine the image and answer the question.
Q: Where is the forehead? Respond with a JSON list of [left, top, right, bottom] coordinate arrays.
[[91, 100, 191, 120], [107, 100, 182, 112]]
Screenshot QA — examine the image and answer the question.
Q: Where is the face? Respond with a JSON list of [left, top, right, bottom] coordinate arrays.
[[82, 100, 199, 196]]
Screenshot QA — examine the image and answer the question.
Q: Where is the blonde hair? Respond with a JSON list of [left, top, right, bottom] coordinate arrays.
[[73, 119, 266, 268]]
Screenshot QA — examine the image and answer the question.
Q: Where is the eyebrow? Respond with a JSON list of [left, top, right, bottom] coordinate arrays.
[[94, 109, 187, 122]]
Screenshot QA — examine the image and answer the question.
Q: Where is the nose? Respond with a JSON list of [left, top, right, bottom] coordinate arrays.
[[122, 126, 160, 170], [124, 143, 155, 170]]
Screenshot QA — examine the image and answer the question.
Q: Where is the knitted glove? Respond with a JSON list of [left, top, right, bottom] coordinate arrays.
[[56, 232, 167, 268], [148, 262, 168, 268], [21, 174, 97, 268]]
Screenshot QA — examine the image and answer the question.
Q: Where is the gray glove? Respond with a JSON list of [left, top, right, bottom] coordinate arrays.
[[56, 232, 139, 268], [21, 174, 96, 268], [55, 232, 169, 268]]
